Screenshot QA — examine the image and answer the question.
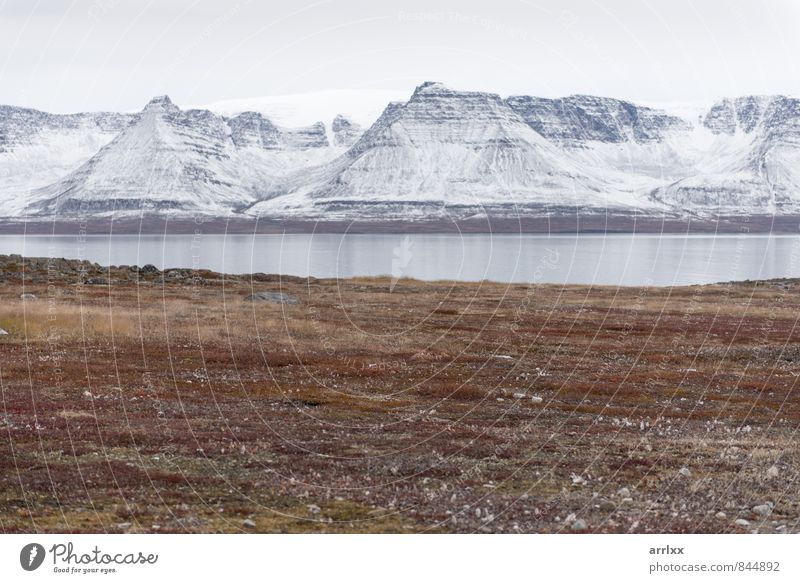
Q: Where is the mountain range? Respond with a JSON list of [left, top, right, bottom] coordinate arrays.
[[2, 82, 800, 221]]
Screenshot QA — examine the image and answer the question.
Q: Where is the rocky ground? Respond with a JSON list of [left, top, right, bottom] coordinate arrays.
[[1, 254, 799, 533]]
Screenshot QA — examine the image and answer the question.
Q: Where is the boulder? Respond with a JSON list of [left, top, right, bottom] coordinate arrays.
[[138, 264, 160, 275]]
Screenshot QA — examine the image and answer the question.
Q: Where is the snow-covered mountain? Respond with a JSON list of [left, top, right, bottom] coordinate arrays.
[[0, 105, 134, 214], [23, 96, 345, 217], [651, 95, 800, 214], [2, 83, 800, 220], [248, 82, 656, 218]]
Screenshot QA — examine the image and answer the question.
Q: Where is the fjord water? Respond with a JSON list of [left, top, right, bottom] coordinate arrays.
[[2, 233, 800, 286]]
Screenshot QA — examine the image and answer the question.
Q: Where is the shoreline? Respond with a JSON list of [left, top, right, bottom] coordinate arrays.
[[1, 213, 800, 235], [1, 254, 797, 290]]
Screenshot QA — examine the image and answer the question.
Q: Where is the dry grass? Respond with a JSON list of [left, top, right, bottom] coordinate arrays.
[[0, 301, 138, 340]]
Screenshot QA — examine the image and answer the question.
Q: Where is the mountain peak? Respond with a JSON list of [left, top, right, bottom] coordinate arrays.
[[142, 95, 179, 113], [412, 81, 451, 96]]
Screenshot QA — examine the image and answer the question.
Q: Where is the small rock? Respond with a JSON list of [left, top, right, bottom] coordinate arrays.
[[244, 291, 298, 304], [116, 522, 132, 530], [715, 511, 727, 519], [678, 467, 691, 478], [617, 487, 631, 498], [20, 293, 36, 301], [570, 519, 587, 531], [138, 264, 160, 275], [0, 328, 8, 336], [734, 518, 750, 527], [752, 504, 772, 517], [599, 499, 616, 512], [531, 396, 543, 404], [242, 518, 256, 529], [307, 504, 321, 515], [564, 512, 577, 524], [513, 392, 526, 399], [766, 465, 779, 479]]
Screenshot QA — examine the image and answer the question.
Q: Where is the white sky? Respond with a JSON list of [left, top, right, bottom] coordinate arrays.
[[1, 0, 798, 113]]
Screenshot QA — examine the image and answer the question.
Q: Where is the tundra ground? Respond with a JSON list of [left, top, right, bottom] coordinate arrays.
[[1, 254, 799, 533]]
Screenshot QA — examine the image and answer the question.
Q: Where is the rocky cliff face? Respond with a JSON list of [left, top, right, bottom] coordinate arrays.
[[0, 105, 133, 152], [506, 95, 689, 146], [228, 111, 328, 149], [331, 115, 361, 147], [702, 96, 776, 134]]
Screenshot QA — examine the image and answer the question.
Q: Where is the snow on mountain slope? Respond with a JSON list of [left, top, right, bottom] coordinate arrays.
[[505, 94, 701, 185], [23, 96, 343, 217], [651, 96, 800, 214], [4, 84, 800, 220], [0, 106, 134, 214], [248, 82, 657, 219]]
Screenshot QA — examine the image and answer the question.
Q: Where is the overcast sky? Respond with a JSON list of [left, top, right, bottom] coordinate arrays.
[[1, 0, 797, 113]]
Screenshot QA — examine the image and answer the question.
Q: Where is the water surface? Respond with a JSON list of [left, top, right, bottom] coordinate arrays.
[[2, 233, 799, 286]]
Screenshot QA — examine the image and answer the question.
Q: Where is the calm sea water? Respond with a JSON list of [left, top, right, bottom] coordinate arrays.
[[2, 233, 800, 286]]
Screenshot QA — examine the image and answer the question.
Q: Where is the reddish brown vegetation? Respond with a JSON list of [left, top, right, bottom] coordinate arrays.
[[1, 256, 799, 533]]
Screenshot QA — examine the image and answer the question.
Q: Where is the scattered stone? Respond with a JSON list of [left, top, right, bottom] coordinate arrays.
[[84, 277, 109, 285], [570, 519, 588, 531], [244, 291, 298, 304], [752, 504, 772, 517], [531, 396, 543, 404], [242, 518, 256, 529], [570, 474, 586, 485], [766, 465, 780, 479], [307, 504, 321, 515], [0, 328, 8, 336], [563, 512, 577, 524], [715, 511, 727, 520], [734, 518, 750, 527], [617, 487, 631, 498], [20, 293, 36, 300], [678, 467, 692, 478], [116, 522, 132, 530], [599, 499, 616, 512], [513, 392, 526, 399]]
